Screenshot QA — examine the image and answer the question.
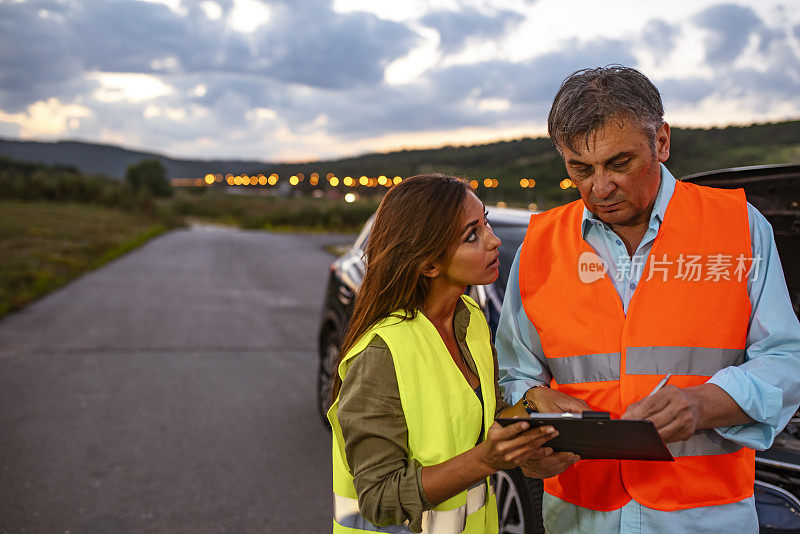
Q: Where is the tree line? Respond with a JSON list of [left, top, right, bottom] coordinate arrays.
[[0, 158, 172, 210]]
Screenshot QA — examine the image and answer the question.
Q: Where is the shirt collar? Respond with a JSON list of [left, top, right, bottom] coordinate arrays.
[[580, 163, 677, 237], [453, 296, 470, 337]]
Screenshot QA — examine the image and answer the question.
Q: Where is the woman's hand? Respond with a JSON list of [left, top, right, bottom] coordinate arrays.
[[477, 421, 558, 471], [422, 421, 559, 505], [528, 387, 591, 414]]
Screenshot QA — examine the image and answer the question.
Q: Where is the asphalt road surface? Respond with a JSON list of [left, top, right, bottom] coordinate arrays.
[[0, 224, 354, 533]]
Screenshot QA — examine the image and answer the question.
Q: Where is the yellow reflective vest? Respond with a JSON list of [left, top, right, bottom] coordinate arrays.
[[328, 295, 499, 533]]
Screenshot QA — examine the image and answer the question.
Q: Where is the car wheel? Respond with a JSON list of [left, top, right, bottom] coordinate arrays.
[[317, 328, 340, 428], [492, 468, 544, 534]]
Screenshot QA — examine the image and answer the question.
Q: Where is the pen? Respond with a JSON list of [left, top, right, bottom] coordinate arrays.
[[647, 374, 672, 397]]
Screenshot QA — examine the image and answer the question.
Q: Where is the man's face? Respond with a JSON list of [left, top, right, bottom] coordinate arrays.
[[561, 119, 670, 229]]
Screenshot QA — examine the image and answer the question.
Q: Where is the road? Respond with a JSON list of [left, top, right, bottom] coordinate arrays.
[[0, 224, 353, 533]]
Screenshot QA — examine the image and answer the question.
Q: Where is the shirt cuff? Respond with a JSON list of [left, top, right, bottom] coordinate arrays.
[[504, 380, 546, 405], [409, 459, 433, 533], [413, 459, 434, 510], [708, 366, 784, 450]]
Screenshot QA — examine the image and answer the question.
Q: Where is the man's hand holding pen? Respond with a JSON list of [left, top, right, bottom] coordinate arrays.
[[621, 384, 702, 443], [622, 379, 755, 443]]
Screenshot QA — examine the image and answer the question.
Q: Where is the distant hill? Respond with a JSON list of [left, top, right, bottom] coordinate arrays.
[[2, 120, 799, 203], [0, 138, 274, 180], [264, 120, 800, 205]]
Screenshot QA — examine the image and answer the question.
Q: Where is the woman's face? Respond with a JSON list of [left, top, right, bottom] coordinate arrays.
[[437, 191, 502, 288]]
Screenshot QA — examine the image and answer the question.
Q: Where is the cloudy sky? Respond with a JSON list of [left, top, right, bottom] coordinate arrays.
[[1, 0, 799, 162]]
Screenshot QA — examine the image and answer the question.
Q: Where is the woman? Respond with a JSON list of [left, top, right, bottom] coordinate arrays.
[[328, 174, 559, 533]]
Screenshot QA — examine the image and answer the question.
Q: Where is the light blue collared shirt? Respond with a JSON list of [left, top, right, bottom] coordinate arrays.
[[496, 165, 800, 533]]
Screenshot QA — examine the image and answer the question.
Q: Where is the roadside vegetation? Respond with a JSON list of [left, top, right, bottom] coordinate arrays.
[[0, 158, 179, 317], [0, 200, 169, 317], [2, 119, 798, 317], [0, 158, 376, 318]]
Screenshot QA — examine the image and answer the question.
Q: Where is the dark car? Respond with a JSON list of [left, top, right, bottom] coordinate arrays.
[[317, 164, 800, 534]]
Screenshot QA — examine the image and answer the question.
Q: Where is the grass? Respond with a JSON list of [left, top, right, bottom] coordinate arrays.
[[0, 200, 170, 318], [0, 194, 372, 319]]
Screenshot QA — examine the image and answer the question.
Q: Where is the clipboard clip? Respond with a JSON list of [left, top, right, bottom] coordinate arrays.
[[581, 411, 611, 420]]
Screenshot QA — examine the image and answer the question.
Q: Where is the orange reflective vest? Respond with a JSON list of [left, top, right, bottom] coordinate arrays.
[[519, 180, 755, 511]]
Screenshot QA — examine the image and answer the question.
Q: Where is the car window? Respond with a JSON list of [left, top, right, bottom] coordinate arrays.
[[491, 223, 528, 294], [353, 216, 374, 253]]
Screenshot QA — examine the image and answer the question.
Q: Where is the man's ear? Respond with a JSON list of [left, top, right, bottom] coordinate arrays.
[[421, 262, 441, 279], [656, 122, 670, 163]]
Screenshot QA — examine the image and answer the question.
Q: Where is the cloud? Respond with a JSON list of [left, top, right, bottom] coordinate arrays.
[[640, 19, 680, 62], [253, 3, 419, 89], [692, 3, 763, 65], [0, 98, 92, 136], [0, 1, 86, 110], [420, 7, 524, 54], [426, 37, 637, 108], [0, 0, 419, 108], [655, 76, 717, 109], [73, 1, 196, 73], [310, 36, 638, 140], [0, 0, 246, 110], [658, 4, 800, 110], [0, 0, 799, 161]]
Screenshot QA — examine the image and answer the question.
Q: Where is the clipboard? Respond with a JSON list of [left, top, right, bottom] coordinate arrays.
[[496, 411, 674, 461]]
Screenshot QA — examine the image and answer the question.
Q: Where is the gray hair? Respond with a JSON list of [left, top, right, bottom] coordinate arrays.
[[547, 65, 664, 155]]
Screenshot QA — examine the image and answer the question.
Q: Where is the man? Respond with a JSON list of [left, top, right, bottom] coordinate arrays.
[[496, 65, 800, 533]]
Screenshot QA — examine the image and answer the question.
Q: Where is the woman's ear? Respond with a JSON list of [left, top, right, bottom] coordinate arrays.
[[421, 262, 440, 278]]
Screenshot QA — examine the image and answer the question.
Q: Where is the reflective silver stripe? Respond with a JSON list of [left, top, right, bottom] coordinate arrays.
[[626, 347, 745, 375], [334, 481, 489, 533], [334, 494, 414, 533], [419, 481, 487, 533], [466, 478, 489, 515], [547, 353, 621, 384], [667, 429, 742, 457]]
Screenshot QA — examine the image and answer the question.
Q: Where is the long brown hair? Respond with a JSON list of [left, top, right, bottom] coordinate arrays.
[[330, 174, 470, 401]]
